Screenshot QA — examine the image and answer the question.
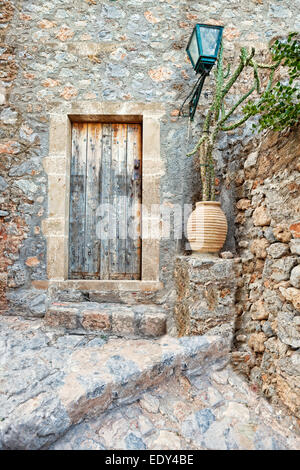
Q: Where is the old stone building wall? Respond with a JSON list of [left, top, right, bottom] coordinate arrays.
[[232, 126, 300, 418], [1, 0, 299, 315], [0, 0, 299, 422]]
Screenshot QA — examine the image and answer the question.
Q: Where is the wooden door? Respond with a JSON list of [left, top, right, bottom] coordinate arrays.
[[69, 122, 142, 280]]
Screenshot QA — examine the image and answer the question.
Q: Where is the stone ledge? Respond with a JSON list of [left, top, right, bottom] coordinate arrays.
[[32, 280, 163, 293], [47, 280, 163, 291], [46, 280, 165, 307]]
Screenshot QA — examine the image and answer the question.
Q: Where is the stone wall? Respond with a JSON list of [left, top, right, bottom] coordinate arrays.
[[0, 0, 299, 316], [232, 125, 300, 418], [174, 254, 239, 343]]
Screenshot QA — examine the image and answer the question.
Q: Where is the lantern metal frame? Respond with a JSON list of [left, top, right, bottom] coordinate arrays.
[[180, 24, 224, 121], [186, 24, 224, 74]]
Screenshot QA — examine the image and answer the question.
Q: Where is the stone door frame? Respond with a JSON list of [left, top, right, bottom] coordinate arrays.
[[42, 102, 165, 291]]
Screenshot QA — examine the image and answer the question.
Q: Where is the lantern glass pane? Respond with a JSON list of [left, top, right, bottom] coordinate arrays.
[[188, 29, 200, 66], [199, 26, 220, 57]]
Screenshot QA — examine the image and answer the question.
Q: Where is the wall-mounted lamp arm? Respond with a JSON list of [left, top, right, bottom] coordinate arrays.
[[188, 72, 208, 121]]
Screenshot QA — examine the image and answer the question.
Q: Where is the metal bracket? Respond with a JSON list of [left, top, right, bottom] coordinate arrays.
[[178, 71, 209, 121], [188, 73, 208, 121]]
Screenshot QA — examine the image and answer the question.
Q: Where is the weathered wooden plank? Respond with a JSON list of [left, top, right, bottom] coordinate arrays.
[[110, 123, 127, 278], [134, 124, 142, 277], [109, 124, 121, 276], [126, 124, 142, 279], [99, 123, 112, 279], [84, 123, 101, 278], [109, 124, 118, 277], [69, 122, 88, 278]]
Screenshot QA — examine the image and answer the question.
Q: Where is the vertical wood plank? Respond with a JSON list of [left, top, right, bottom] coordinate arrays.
[[110, 124, 127, 279], [109, 124, 128, 278], [109, 124, 118, 277], [126, 124, 142, 279], [69, 122, 88, 278], [99, 123, 112, 279], [118, 124, 129, 278], [84, 123, 101, 278]]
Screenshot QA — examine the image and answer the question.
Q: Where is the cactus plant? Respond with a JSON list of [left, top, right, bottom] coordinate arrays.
[[187, 33, 300, 201]]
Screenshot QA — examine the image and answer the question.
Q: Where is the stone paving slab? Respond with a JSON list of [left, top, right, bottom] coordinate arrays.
[[0, 316, 228, 450], [1, 315, 299, 451], [51, 367, 300, 451], [44, 302, 167, 337]]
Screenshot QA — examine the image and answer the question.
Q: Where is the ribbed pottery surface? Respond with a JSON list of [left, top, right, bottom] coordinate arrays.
[[187, 201, 228, 253]]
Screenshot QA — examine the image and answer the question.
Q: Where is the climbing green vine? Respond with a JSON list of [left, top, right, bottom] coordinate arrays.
[[188, 33, 300, 201]]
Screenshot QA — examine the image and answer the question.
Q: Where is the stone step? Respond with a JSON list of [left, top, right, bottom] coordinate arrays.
[[44, 302, 168, 338]]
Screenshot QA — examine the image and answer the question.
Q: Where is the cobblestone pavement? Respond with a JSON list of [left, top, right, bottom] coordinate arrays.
[[1, 315, 299, 450], [51, 368, 300, 450]]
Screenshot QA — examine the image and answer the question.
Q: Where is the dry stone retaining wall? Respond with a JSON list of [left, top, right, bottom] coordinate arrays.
[[232, 126, 300, 418]]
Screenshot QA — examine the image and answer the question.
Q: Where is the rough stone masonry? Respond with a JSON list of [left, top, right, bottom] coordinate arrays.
[[232, 126, 300, 419], [0, 0, 299, 421], [174, 255, 239, 339]]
